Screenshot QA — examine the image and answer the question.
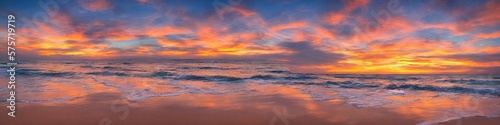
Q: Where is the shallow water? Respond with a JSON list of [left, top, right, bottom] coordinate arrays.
[[1, 60, 499, 124]]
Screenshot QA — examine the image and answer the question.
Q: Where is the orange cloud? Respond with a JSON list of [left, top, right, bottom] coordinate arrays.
[[269, 21, 307, 32], [11, 0, 500, 74], [144, 25, 192, 38], [326, 13, 345, 25], [477, 31, 500, 39], [79, 0, 111, 11], [341, 0, 370, 13]]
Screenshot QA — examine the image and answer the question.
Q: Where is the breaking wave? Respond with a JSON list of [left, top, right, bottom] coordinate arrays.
[[385, 83, 500, 97]]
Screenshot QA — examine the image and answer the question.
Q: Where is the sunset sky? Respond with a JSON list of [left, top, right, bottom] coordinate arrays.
[[0, 0, 499, 74]]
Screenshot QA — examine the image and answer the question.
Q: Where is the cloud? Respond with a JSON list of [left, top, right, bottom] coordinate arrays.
[[434, 53, 500, 63], [269, 41, 345, 65], [477, 31, 500, 39], [79, 0, 112, 11], [2, 0, 500, 74]]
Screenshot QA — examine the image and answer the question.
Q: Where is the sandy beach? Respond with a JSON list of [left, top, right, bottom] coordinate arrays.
[[1, 92, 418, 125], [2, 90, 499, 125]]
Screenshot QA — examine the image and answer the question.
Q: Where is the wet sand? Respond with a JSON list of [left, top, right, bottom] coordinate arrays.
[[0, 77, 500, 125], [0, 92, 416, 125], [1, 76, 499, 125], [3, 91, 495, 125], [438, 116, 500, 125]]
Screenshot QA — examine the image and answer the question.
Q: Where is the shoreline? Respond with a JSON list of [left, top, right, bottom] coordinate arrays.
[[1, 77, 499, 125], [0, 92, 442, 125], [438, 116, 500, 125]]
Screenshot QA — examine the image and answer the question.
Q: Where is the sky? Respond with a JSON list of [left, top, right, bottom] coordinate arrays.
[[0, 0, 499, 74]]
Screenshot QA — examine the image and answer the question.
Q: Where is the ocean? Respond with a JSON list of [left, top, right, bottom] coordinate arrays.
[[1, 59, 499, 124]]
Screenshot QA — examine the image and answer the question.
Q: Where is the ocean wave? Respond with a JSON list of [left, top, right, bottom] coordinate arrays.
[[290, 82, 319, 85], [15, 69, 41, 75], [326, 81, 381, 88], [0, 65, 9, 69], [339, 82, 381, 88], [17, 97, 83, 103], [175, 75, 244, 82], [332, 89, 421, 108], [120, 83, 253, 103], [179, 66, 238, 70], [249, 75, 279, 80], [385, 83, 500, 97], [15, 69, 75, 77], [437, 79, 500, 85], [265, 70, 292, 74], [95, 66, 146, 72], [248, 74, 317, 80], [150, 71, 176, 77], [86, 71, 128, 76], [125, 92, 183, 103], [64, 62, 78, 64], [284, 74, 318, 80], [102, 66, 120, 70], [80, 65, 93, 68]]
